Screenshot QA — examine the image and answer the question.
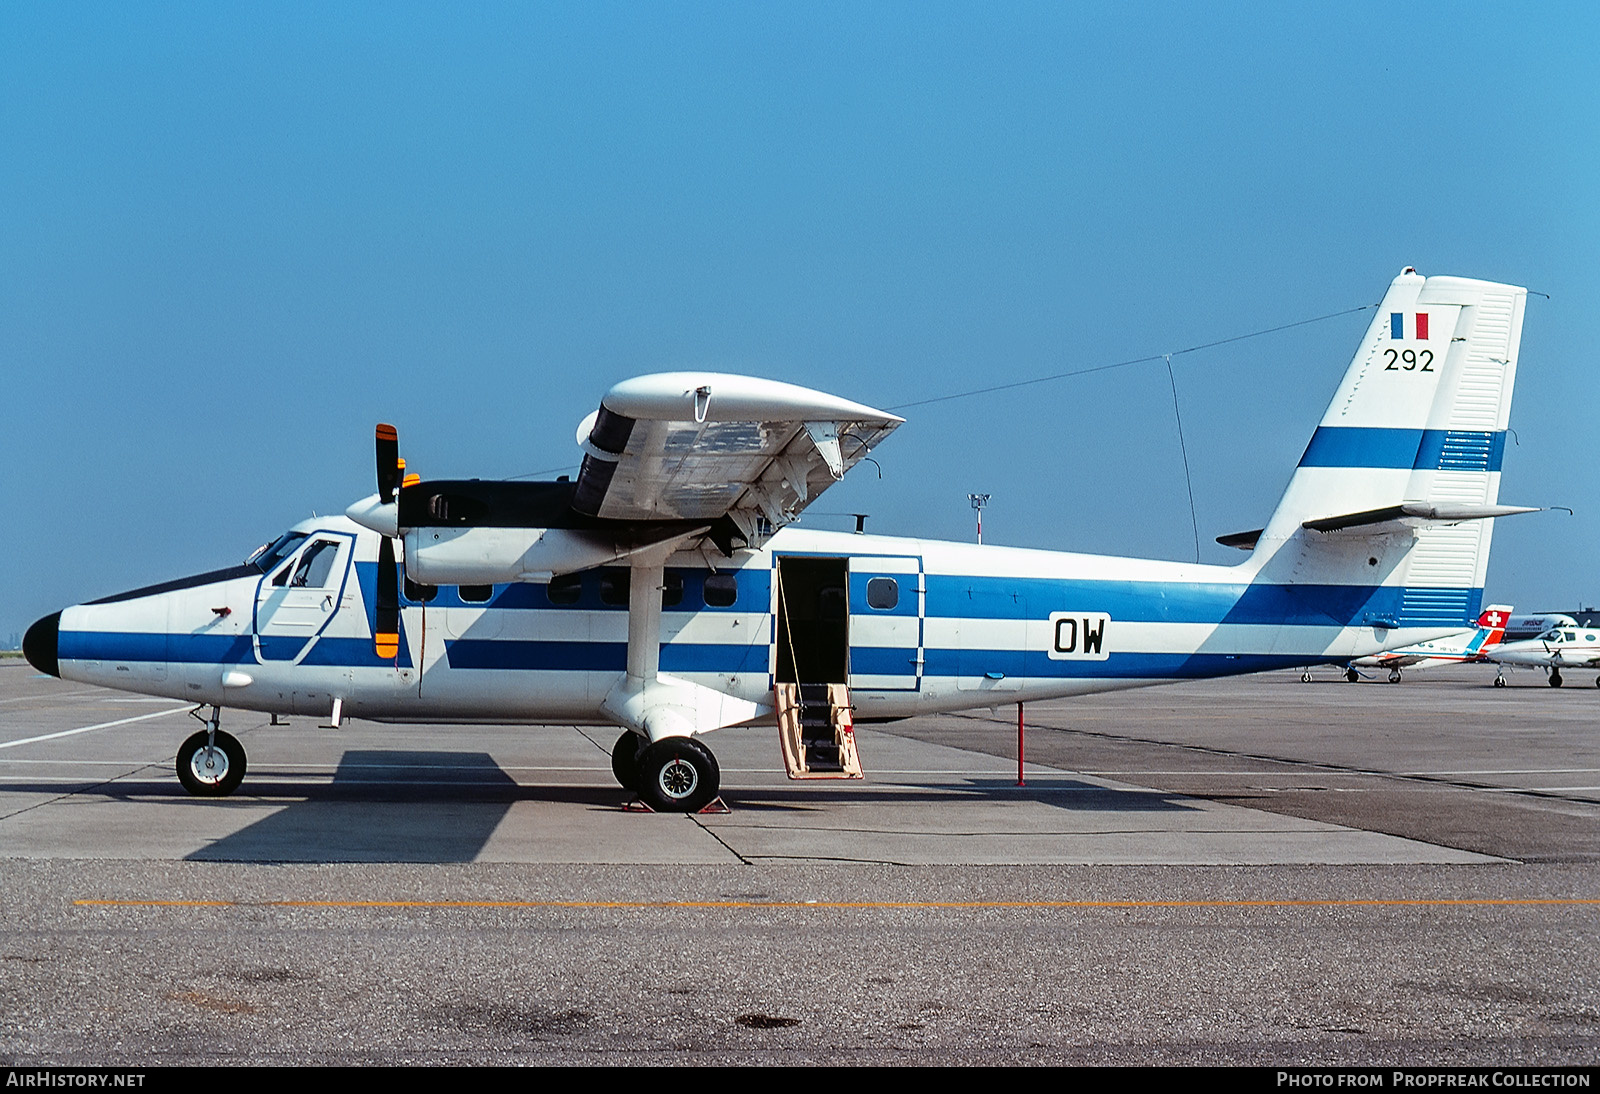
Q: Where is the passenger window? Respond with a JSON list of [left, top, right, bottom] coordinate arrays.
[[460, 585, 493, 604], [546, 574, 583, 605], [599, 569, 629, 607], [292, 540, 341, 588], [703, 573, 738, 608], [662, 571, 684, 609], [866, 577, 899, 610], [403, 576, 437, 603], [1564, 631, 1577, 642]]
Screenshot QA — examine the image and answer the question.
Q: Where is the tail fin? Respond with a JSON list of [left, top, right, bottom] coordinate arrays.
[[1253, 269, 1529, 629], [1470, 603, 1513, 653]]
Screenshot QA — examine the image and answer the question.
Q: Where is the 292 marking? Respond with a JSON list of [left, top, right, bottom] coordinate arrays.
[[1384, 348, 1433, 372]]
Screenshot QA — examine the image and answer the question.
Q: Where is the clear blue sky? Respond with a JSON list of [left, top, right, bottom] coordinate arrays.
[[3, 1, 1597, 643]]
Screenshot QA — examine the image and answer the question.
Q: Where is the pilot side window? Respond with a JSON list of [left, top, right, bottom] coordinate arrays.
[[291, 540, 341, 588]]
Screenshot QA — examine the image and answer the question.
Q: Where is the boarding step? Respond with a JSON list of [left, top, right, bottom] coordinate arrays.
[[774, 682, 863, 780]]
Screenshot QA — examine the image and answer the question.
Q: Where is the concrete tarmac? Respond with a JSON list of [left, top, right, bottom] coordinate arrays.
[[1, 658, 1597, 1065]]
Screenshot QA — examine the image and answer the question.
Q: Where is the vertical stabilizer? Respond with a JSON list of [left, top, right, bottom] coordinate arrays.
[[1254, 269, 1527, 629]]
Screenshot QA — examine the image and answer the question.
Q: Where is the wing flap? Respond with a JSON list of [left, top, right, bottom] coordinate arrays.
[[572, 373, 902, 540]]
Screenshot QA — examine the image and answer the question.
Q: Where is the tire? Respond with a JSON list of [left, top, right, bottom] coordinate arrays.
[[636, 737, 720, 814], [1493, 675, 1507, 688], [1550, 670, 1564, 688], [611, 731, 645, 791], [1345, 668, 1360, 683], [176, 730, 246, 797], [1301, 670, 1313, 683], [1388, 668, 1403, 684]]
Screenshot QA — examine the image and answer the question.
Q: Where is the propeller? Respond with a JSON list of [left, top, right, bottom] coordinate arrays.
[[373, 424, 404, 661], [376, 423, 400, 503], [375, 535, 400, 661]]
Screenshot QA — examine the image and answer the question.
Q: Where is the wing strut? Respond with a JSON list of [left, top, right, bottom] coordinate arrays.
[[600, 547, 770, 744]]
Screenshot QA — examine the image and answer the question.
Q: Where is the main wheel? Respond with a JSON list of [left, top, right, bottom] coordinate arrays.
[[1493, 675, 1507, 688], [176, 730, 246, 797], [1388, 667, 1403, 684], [1301, 669, 1313, 683], [1345, 667, 1360, 683], [635, 737, 720, 814], [1550, 669, 1564, 688], [611, 731, 646, 791]]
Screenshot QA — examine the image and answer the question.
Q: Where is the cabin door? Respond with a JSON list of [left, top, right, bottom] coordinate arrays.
[[847, 556, 923, 692]]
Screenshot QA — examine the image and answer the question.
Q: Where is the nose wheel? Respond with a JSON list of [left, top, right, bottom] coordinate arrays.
[[176, 726, 246, 797]]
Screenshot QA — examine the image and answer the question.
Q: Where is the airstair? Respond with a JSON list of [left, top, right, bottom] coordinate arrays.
[[774, 682, 862, 779]]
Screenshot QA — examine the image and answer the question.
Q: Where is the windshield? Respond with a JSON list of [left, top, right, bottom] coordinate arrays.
[[246, 532, 309, 574]]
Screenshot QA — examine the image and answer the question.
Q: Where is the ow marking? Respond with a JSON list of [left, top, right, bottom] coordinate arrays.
[[1048, 612, 1111, 661]]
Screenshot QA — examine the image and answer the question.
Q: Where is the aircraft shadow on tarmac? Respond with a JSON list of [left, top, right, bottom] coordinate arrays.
[[166, 749, 1199, 863]]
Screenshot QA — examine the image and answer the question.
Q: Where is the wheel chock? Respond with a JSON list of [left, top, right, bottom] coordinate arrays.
[[621, 795, 731, 814]]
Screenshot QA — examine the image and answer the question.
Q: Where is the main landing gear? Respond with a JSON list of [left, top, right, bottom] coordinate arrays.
[[1549, 668, 1564, 689], [176, 705, 246, 797], [1345, 667, 1361, 683], [611, 730, 721, 813]]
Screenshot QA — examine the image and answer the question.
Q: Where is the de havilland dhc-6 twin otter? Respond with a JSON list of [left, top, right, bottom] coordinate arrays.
[[24, 269, 1538, 812]]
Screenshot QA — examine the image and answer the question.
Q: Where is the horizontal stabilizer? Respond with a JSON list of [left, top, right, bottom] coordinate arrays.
[[1303, 502, 1541, 534], [1216, 528, 1264, 551]]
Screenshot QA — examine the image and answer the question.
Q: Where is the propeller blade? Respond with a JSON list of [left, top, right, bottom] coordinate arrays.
[[375, 536, 400, 661], [376, 424, 400, 504]]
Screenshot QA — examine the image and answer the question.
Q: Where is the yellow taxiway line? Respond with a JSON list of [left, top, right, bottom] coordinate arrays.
[[75, 897, 1600, 909]]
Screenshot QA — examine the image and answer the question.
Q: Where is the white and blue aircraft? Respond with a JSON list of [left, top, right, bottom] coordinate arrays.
[[24, 269, 1536, 812], [1344, 603, 1512, 683], [1486, 627, 1600, 688]]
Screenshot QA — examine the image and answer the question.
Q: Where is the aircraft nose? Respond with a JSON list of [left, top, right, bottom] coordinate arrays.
[[23, 612, 60, 678]]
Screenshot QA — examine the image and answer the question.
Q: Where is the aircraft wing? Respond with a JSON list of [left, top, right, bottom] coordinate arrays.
[[570, 373, 903, 546]]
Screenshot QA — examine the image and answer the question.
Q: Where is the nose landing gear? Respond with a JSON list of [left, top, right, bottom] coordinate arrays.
[[176, 705, 246, 797]]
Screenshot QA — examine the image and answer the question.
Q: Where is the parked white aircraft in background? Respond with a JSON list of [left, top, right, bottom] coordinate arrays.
[[1488, 627, 1600, 688], [25, 269, 1538, 811], [1502, 612, 1579, 641], [1342, 604, 1512, 683]]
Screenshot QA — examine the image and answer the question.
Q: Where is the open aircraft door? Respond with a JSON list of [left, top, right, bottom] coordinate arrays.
[[253, 532, 357, 664]]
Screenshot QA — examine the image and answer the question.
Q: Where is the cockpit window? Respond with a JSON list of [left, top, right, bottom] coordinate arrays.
[[247, 532, 308, 573], [291, 540, 342, 588]]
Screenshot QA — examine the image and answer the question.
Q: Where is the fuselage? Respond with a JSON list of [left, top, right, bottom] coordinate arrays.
[[28, 516, 1478, 727], [1491, 628, 1600, 669]]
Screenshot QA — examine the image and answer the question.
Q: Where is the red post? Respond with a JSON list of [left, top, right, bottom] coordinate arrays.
[[1016, 701, 1025, 786]]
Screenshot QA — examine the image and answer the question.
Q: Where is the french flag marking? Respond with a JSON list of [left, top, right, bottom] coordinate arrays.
[[1389, 312, 1430, 340]]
